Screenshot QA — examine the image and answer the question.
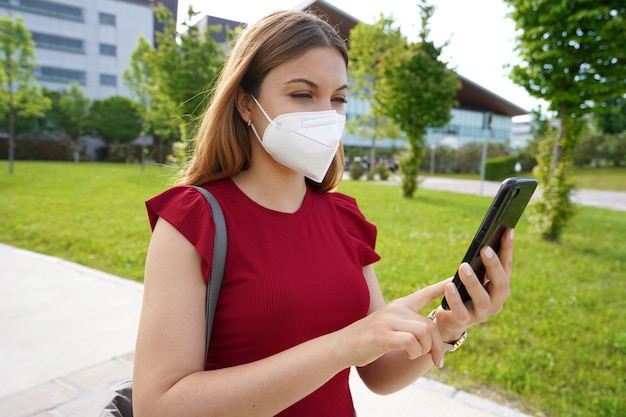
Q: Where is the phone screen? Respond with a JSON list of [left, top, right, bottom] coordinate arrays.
[[441, 178, 537, 310]]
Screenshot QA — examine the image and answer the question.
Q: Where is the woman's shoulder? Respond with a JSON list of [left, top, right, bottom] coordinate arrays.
[[147, 185, 203, 228], [323, 190, 380, 264], [325, 191, 367, 220], [146, 179, 233, 230]]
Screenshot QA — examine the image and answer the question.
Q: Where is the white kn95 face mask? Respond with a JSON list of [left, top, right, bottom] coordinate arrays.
[[249, 95, 345, 183]]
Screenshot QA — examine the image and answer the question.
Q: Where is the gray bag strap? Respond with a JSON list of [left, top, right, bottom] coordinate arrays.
[[190, 185, 227, 368]]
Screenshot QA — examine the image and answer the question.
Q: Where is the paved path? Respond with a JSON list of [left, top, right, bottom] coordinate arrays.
[[416, 176, 626, 212], [3, 177, 624, 417]]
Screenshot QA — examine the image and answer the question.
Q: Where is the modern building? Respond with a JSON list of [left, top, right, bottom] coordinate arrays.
[[424, 75, 527, 150], [0, 0, 174, 100], [293, 0, 528, 150], [194, 15, 244, 43]]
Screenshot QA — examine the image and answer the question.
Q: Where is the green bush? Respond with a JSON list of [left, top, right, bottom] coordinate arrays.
[[375, 163, 391, 180], [0, 138, 83, 161], [485, 155, 517, 180], [349, 161, 364, 180]]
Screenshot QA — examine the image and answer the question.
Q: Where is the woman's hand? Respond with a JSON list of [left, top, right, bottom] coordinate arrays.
[[340, 280, 448, 370], [434, 228, 514, 341]]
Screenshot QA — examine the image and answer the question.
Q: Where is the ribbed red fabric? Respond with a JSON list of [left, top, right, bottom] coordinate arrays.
[[146, 178, 380, 416]]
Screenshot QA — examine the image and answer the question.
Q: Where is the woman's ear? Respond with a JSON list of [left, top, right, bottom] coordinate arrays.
[[235, 87, 253, 126]]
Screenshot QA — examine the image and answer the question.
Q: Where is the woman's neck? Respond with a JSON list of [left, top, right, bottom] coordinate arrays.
[[232, 166, 307, 214]]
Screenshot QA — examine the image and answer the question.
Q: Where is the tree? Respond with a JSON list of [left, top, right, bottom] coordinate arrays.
[[380, 1, 460, 197], [596, 96, 626, 135], [0, 15, 51, 174], [150, 5, 225, 143], [87, 96, 141, 145], [124, 35, 154, 169], [348, 15, 405, 178], [58, 82, 90, 162], [504, 0, 626, 240]]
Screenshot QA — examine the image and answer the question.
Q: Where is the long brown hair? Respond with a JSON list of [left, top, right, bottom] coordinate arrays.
[[181, 10, 348, 192]]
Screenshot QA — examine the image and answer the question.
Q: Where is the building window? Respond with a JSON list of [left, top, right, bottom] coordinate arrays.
[[99, 43, 116, 56], [100, 74, 117, 86], [32, 32, 84, 54], [99, 12, 116, 26], [0, 0, 84, 21], [35, 66, 86, 85]]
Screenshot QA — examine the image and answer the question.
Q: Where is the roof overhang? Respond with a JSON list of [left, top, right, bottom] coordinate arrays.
[[456, 74, 528, 116], [295, 0, 360, 42]]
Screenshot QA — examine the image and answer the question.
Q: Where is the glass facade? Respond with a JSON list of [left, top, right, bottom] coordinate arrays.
[[425, 108, 514, 149], [344, 97, 515, 150], [32, 31, 84, 54], [0, 0, 84, 21], [99, 74, 117, 87], [99, 43, 116, 56], [98, 11, 115, 26], [35, 66, 86, 85]]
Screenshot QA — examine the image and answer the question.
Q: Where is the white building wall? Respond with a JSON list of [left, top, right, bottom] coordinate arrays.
[[0, 0, 153, 100]]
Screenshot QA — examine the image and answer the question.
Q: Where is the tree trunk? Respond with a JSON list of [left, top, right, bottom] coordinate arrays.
[[551, 102, 568, 171], [8, 105, 15, 175]]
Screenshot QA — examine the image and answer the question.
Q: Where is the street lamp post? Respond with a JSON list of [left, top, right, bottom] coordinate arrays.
[[479, 112, 492, 195]]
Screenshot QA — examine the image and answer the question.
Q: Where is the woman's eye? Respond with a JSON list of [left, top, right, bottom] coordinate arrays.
[[291, 93, 312, 99], [333, 97, 348, 104]]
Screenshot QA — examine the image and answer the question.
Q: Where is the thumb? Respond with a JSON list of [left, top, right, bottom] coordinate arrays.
[[403, 280, 447, 312]]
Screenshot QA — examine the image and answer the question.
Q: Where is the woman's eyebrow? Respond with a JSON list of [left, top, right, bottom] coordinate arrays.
[[285, 78, 349, 92], [285, 78, 318, 88]]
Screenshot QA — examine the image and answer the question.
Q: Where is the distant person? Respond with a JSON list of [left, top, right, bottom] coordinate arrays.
[[133, 10, 514, 417]]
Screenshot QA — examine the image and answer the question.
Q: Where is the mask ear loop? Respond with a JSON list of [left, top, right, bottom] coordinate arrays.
[[250, 95, 274, 124], [248, 95, 273, 144]]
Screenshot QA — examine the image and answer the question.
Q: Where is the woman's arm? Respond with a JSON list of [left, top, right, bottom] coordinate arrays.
[[133, 218, 353, 417]]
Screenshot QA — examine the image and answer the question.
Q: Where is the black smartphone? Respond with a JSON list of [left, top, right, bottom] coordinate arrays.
[[441, 177, 538, 310]]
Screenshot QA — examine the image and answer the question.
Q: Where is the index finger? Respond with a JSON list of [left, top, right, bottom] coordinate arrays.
[[403, 280, 447, 313]]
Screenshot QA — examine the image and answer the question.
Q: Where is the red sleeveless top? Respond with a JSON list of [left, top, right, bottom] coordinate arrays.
[[146, 178, 380, 416]]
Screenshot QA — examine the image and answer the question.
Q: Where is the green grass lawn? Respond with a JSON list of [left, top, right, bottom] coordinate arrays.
[[1, 161, 624, 417]]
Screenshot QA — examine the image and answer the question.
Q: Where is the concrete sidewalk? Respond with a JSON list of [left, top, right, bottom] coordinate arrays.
[[0, 247, 534, 417], [416, 176, 626, 211]]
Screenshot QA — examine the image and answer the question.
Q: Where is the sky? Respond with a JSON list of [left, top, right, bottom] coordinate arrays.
[[176, 0, 542, 119]]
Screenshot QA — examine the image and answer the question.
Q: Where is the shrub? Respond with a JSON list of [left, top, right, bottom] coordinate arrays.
[[485, 155, 517, 180], [0, 138, 83, 161], [349, 160, 364, 180], [375, 163, 391, 180]]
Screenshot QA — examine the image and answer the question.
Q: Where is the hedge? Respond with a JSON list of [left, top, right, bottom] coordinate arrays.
[[0, 138, 82, 161], [485, 155, 517, 180]]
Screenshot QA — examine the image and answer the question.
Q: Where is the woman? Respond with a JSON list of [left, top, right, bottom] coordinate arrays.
[[133, 10, 513, 417]]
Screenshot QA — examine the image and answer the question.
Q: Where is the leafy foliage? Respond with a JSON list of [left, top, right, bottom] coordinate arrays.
[[87, 96, 141, 144], [123, 35, 153, 136], [529, 123, 576, 240], [504, 0, 626, 240], [595, 95, 626, 135], [348, 15, 405, 174], [150, 5, 225, 137], [380, 1, 460, 197], [58, 82, 90, 142], [0, 15, 51, 173]]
